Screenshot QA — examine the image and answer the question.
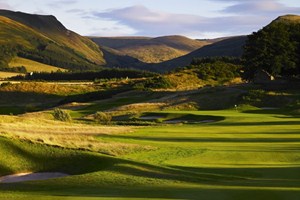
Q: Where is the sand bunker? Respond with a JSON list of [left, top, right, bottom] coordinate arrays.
[[0, 172, 69, 183]]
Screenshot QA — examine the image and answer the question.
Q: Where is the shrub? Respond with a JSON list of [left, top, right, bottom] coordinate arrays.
[[53, 108, 72, 122], [133, 76, 174, 90], [0, 82, 12, 87], [94, 112, 112, 124]]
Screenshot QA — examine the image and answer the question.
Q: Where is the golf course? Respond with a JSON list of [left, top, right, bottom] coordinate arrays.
[[0, 83, 299, 199], [0, 5, 300, 200]]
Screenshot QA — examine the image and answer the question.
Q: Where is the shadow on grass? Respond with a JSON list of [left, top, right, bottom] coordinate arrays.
[[98, 134, 300, 143], [59, 88, 131, 105], [0, 91, 63, 115], [242, 109, 300, 118], [1, 137, 300, 199], [171, 166, 300, 182], [2, 164, 300, 200], [0, 137, 120, 176], [213, 120, 300, 126]]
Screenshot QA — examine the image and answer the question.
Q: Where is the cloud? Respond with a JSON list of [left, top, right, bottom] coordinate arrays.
[[209, 0, 300, 14], [92, 5, 271, 37], [0, 0, 12, 9], [47, 0, 78, 8], [222, 0, 300, 14]]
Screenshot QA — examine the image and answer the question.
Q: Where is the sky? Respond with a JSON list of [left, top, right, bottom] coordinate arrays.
[[0, 0, 300, 38]]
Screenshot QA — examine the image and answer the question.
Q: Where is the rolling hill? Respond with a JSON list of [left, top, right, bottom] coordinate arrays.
[[0, 10, 105, 71], [150, 36, 247, 72], [243, 14, 300, 80], [90, 35, 211, 63], [273, 14, 300, 23]]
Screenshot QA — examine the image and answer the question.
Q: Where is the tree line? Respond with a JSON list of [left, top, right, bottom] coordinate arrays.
[[243, 18, 300, 80], [10, 68, 156, 81]]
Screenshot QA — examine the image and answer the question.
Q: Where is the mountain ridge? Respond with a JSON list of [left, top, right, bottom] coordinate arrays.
[[0, 10, 105, 71], [90, 35, 210, 63]]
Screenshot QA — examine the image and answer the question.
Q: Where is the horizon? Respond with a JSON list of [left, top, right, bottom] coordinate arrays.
[[0, 0, 300, 39]]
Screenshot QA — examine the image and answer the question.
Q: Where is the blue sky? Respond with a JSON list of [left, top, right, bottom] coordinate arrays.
[[0, 0, 300, 38]]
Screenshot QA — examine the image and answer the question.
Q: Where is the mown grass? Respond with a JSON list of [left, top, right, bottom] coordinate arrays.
[[0, 109, 300, 199], [0, 82, 299, 199]]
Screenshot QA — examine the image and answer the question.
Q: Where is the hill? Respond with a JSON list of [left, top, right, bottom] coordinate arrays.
[[243, 14, 300, 80], [90, 35, 210, 63], [9, 57, 66, 73], [151, 36, 247, 72], [100, 46, 149, 70], [273, 14, 300, 23], [0, 10, 105, 71]]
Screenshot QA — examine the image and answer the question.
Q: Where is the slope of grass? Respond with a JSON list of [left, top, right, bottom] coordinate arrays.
[[0, 16, 49, 49], [1, 109, 300, 199], [275, 15, 300, 23], [91, 35, 209, 63], [0, 71, 21, 79], [9, 57, 66, 72], [152, 36, 247, 72], [0, 11, 105, 70], [0, 81, 299, 199]]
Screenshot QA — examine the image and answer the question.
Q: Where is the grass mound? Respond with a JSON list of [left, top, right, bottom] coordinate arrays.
[[0, 137, 117, 176]]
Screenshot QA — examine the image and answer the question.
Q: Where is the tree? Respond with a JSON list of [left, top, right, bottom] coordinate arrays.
[[243, 18, 300, 80]]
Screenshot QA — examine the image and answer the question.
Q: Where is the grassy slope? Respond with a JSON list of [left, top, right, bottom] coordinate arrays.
[[0, 10, 105, 69], [0, 82, 99, 114], [151, 36, 247, 72], [0, 16, 49, 49], [0, 72, 21, 79], [0, 110, 300, 199], [0, 81, 299, 199], [9, 57, 66, 72], [91, 36, 209, 63], [274, 15, 300, 23]]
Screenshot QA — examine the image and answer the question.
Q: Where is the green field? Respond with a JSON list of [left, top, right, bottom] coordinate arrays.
[[0, 108, 300, 200], [9, 57, 66, 73]]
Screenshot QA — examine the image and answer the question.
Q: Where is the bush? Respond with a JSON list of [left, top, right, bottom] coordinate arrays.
[[94, 112, 112, 124], [0, 82, 12, 87], [133, 76, 174, 90], [53, 108, 72, 122]]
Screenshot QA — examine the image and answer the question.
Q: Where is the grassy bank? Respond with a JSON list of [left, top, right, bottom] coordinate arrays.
[[0, 109, 299, 199]]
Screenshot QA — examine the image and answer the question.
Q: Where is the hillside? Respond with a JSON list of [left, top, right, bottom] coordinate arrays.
[[9, 57, 66, 73], [151, 36, 247, 72], [243, 14, 300, 80], [100, 46, 148, 69], [90, 35, 210, 63], [0, 10, 105, 71], [273, 14, 300, 23]]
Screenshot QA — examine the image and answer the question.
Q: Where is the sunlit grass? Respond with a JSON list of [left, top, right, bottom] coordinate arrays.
[[0, 102, 300, 199], [9, 57, 66, 73]]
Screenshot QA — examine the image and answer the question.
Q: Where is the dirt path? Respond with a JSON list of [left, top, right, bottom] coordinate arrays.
[[0, 172, 69, 183]]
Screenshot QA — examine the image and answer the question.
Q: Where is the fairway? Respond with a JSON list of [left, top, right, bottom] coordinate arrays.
[[0, 109, 300, 200]]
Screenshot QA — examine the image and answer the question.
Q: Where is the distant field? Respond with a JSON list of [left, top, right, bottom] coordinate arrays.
[[9, 57, 66, 72], [0, 71, 21, 79], [0, 108, 299, 199]]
